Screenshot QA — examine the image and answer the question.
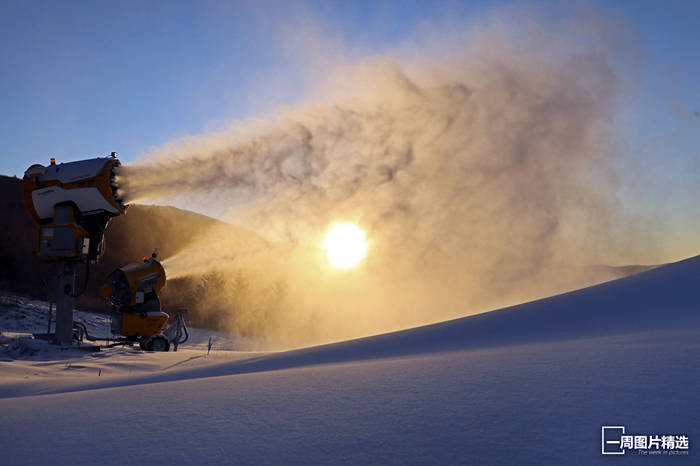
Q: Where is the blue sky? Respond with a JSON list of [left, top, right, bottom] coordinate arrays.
[[1, 0, 697, 176], [1, 0, 480, 176], [1, 0, 699, 257]]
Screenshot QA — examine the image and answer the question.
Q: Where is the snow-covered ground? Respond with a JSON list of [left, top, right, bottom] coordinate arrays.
[[1, 257, 699, 465]]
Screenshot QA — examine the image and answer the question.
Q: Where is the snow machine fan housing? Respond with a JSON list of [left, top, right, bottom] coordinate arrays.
[[99, 254, 166, 307], [22, 155, 127, 261]]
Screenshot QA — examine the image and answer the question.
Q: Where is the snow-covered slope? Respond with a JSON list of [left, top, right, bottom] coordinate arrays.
[[1, 256, 699, 465]]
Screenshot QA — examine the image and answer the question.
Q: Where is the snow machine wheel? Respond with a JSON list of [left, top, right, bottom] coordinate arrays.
[[139, 339, 147, 351], [146, 335, 170, 352]]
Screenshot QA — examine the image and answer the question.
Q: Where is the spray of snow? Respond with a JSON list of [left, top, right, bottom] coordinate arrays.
[[114, 7, 643, 348]]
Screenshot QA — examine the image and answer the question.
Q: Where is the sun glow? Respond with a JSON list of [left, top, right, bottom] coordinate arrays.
[[323, 222, 368, 269]]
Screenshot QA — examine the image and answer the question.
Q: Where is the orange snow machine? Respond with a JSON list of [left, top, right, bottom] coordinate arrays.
[[94, 252, 188, 351]]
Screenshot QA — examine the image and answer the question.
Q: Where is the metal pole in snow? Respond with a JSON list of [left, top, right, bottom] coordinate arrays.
[[54, 261, 76, 345]]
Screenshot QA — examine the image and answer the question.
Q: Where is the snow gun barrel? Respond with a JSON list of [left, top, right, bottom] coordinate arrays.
[[22, 154, 128, 261]]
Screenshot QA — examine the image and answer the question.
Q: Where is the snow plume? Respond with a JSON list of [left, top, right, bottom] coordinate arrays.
[[116, 8, 636, 348]]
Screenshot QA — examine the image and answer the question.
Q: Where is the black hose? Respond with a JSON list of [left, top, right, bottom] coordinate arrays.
[[66, 259, 90, 298], [179, 320, 189, 344]]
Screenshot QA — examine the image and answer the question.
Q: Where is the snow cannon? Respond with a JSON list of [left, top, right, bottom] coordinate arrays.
[[96, 253, 186, 351], [100, 253, 166, 307], [23, 154, 127, 261]]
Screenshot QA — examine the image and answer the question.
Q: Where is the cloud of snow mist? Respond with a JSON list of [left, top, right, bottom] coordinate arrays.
[[116, 8, 638, 349]]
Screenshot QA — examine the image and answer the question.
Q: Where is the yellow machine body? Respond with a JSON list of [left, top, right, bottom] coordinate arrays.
[[23, 157, 125, 223], [98, 255, 187, 351], [120, 258, 166, 306], [101, 255, 170, 341], [22, 156, 127, 261], [119, 311, 169, 337], [100, 256, 166, 307], [37, 205, 91, 258]]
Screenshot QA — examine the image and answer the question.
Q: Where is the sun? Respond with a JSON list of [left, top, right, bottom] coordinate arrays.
[[323, 222, 368, 269]]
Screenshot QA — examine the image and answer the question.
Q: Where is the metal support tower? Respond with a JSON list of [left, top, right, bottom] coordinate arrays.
[[54, 261, 76, 344]]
